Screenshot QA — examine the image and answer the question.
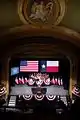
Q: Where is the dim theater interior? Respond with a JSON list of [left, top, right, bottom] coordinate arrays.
[[0, 0, 80, 119]]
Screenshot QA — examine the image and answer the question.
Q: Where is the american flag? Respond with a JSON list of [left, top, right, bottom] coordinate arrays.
[[20, 60, 38, 72]]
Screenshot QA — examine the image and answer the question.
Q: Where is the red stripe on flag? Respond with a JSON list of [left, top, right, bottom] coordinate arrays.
[[46, 66, 59, 72], [20, 61, 38, 72]]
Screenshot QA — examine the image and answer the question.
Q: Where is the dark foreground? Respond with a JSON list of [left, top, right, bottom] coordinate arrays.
[[0, 97, 80, 120]]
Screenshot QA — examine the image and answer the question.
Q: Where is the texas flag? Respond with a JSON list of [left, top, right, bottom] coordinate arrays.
[[40, 61, 59, 72], [46, 61, 59, 72]]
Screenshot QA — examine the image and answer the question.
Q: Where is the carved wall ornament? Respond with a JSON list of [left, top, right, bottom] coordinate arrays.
[[18, 0, 66, 27]]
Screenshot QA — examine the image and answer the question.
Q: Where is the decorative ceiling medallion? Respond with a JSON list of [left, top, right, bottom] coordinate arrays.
[[18, 0, 66, 26]]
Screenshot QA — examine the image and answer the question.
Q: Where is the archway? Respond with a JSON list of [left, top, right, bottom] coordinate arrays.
[[0, 27, 79, 99]]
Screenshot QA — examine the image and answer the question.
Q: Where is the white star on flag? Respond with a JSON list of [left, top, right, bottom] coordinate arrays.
[[42, 64, 45, 68]]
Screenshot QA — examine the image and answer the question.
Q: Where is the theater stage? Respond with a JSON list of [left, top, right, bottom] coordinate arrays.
[[10, 85, 68, 96]]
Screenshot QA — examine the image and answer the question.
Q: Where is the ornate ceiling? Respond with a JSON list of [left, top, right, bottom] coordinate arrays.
[[0, 0, 80, 32], [0, 0, 80, 49]]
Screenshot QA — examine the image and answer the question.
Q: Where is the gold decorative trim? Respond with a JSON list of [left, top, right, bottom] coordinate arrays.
[[18, 0, 28, 24], [54, 0, 66, 25]]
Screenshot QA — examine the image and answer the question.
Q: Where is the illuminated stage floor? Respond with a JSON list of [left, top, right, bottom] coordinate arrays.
[[10, 85, 68, 96]]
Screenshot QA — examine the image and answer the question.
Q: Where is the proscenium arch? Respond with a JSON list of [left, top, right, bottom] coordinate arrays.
[[0, 26, 80, 98], [3, 41, 75, 98]]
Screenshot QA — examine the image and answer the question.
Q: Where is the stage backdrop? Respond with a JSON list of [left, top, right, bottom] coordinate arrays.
[[9, 58, 70, 90]]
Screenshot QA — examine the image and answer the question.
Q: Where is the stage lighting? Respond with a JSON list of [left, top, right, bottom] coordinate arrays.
[[46, 95, 56, 101], [34, 94, 44, 101], [23, 95, 33, 100]]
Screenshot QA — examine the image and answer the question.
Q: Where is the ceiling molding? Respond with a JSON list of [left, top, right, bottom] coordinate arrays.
[[1, 41, 77, 61], [0, 25, 80, 47]]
